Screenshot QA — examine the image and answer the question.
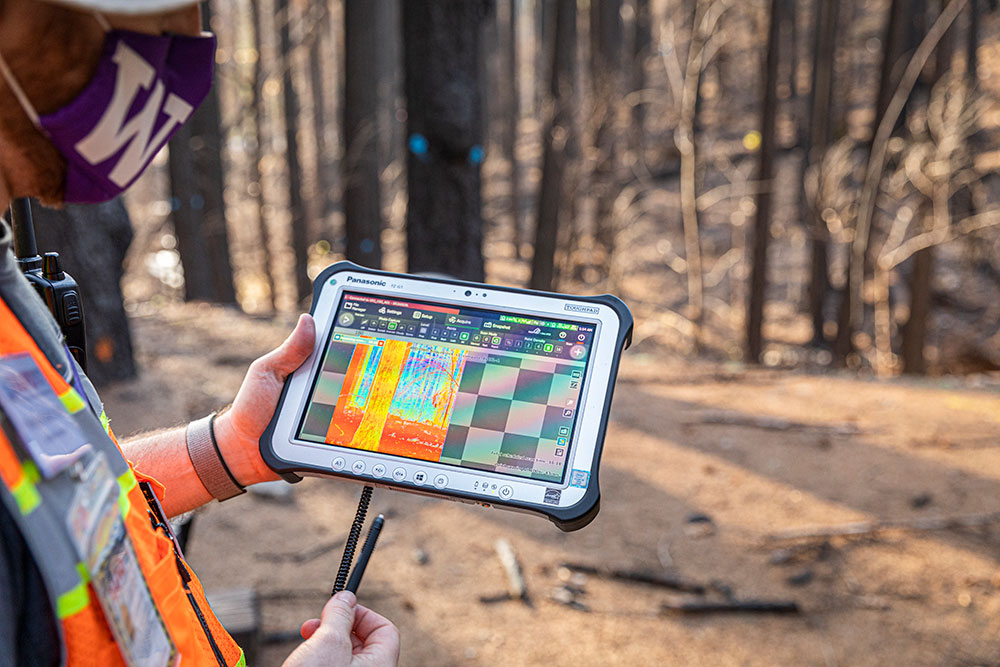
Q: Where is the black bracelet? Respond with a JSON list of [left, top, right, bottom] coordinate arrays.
[[208, 413, 245, 493]]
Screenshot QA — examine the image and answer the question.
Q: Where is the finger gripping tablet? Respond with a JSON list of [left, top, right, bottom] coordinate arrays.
[[260, 262, 633, 531]]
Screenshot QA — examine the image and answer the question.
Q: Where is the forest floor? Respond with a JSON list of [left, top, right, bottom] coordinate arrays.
[[97, 302, 1000, 667]]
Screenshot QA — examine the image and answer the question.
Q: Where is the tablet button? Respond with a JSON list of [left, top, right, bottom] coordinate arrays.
[[392, 468, 406, 482], [351, 460, 365, 474], [499, 485, 514, 500], [372, 463, 386, 478], [332, 457, 346, 471], [433, 474, 448, 489], [413, 471, 427, 485]]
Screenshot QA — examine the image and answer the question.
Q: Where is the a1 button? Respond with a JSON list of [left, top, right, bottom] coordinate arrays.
[[413, 471, 427, 485], [351, 460, 365, 474], [433, 474, 448, 489], [332, 457, 346, 471], [372, 463, 386, 478], [499, 485, 514, 500], [392, 468, 406, 482]]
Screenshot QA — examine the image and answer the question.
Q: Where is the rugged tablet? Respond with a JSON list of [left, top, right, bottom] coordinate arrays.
[[260, 262, 632, 531]]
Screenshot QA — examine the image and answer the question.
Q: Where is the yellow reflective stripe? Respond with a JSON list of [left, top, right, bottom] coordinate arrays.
[[99, 410, 111, 436], [117, 469, 137, 495], [235, 650, 246, 667], [12, 461, 41, 514], [57, 387, 86, 414], [55, 577, 90, 619], [117, 470, 136, 517], [75, 561, 90, 584], [10, 474, 40, 515], [22, 460, 40, 483]]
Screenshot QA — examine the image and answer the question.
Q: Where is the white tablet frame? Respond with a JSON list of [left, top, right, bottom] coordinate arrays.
[[262, 263, 630, 529]]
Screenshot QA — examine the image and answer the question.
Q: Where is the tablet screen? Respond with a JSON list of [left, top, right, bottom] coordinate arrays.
[[296, 291, 595, 483]]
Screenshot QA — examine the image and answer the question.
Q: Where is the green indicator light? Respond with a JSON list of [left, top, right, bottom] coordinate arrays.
[[330, 279, 337, 285]]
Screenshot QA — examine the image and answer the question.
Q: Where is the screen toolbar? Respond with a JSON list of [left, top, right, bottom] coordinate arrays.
[[332, 292, 594, 362]]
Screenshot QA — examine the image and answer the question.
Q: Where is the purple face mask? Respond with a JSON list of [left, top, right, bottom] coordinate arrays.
[[0, 24, 215, 204]]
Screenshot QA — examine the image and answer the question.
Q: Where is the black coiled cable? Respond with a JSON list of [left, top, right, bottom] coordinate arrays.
[[332, 485, 373, 594]]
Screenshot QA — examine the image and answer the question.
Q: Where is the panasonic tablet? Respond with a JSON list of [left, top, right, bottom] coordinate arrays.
[[260, 262, 633, 531]]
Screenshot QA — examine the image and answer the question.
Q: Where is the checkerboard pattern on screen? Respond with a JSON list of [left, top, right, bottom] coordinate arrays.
[[439, 356, 583, 481]]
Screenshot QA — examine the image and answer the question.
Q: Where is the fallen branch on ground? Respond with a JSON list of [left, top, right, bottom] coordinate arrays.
[[689, 411, 859, 435], [254, 538, 344, 564], [482, 539, 531, 607], [764, 511, 1000, 543], [560, 562, 706, 594], [661, 599, 800, 615]]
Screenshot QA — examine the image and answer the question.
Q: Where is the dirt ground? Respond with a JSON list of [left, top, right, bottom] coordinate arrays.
[[98, 303, 1000, 667]]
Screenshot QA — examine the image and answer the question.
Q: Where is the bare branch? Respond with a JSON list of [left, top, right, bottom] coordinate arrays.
[[879, 208, 1000, 269], [848, 0, 969, 332]]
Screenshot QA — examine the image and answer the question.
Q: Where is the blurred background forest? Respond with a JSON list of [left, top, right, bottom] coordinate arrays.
[[27, 1, 1000, 664], [37, 0, 1000, 387]]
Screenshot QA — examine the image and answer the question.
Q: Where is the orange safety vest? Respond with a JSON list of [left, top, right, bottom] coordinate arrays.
[[0, 297, 244, 667]]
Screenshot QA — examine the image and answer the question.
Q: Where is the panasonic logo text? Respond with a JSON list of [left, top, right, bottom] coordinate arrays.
[[346, 276, 388, 287]]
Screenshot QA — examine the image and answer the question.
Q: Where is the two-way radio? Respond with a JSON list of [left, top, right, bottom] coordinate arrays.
[[9, 198, 88, 371]]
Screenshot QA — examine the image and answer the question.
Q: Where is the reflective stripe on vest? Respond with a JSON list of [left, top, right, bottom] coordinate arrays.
[[0, 298, 244, 667]]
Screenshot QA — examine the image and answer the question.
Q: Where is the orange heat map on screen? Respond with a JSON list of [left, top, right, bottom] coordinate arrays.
[[325, 340, 467, 461]]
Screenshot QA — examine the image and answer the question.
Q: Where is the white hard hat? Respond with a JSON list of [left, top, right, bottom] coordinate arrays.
[[44, 0, 199, 15]]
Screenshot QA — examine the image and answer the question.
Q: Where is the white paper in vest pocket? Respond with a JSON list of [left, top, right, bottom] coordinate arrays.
[[261, 262, 633, 531]]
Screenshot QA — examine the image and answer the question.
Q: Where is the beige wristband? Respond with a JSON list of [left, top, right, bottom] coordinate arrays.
[[186, 413, 246, 501]]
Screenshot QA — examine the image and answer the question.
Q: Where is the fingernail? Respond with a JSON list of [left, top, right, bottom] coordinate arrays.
[[334, 591, 357, 607]]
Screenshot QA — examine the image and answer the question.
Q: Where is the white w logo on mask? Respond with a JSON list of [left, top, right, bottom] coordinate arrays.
[[74, 41, 194, 187]]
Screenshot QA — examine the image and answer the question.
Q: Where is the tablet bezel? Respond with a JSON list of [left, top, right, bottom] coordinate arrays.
[[260, 262, 633, 531]]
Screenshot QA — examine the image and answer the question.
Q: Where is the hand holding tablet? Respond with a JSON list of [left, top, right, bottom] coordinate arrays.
[[260, 262, 632, 531]]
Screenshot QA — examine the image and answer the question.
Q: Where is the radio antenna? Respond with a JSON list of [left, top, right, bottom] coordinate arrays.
[[10, 198, 42, 271]]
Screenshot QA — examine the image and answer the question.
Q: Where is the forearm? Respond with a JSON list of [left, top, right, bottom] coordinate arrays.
[[122, 410, 278, 517], [122, 425, 212, 517]]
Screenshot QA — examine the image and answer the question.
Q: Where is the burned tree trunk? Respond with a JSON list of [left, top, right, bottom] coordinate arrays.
[[631, 0, 652, 152], [277, 0, 311, 302], [250, 0, 275, 310], [589, 0, 624, 270], [167, 1, 235, 305], [530, 0, 576, 292], [805, 0, 839, 345], [309, 5, 334, 225], [344, 0, 384, 269], [403, 1, 491, 281], [501, 0, 522, 259], [746, 0, 782, 363]]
